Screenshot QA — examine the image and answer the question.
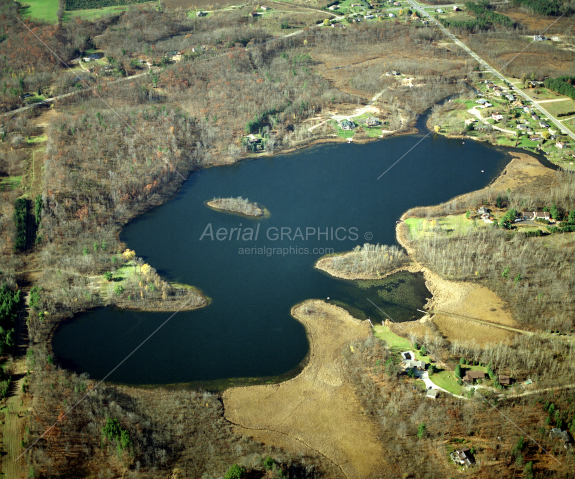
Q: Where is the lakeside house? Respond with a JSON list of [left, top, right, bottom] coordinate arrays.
[[529, 135, 541, 141], [366, 117, 380, 127], [462, 370, 485, 383], [340, 120, 356, 130]]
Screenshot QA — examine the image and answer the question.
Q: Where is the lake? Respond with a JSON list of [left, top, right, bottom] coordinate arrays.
[[52, 115, 514, 389]]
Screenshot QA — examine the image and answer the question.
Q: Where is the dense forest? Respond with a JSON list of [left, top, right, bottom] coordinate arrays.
[[512, 0, 569, 16], [544, 76, 575, 100]]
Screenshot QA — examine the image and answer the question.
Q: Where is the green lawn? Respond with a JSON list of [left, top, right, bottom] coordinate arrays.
[[20, 0, 59, 24], [404, 214, 487, 240], [430, 370, 463, 395], [374, 325, 412, 350]]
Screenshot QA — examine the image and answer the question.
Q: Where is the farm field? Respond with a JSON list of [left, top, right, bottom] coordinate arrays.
[[19, 0, 59, 23], [20, 0, 159, 24]]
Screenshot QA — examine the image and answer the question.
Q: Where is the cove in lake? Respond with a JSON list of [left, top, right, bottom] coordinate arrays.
[[53, 117, 515, 389]]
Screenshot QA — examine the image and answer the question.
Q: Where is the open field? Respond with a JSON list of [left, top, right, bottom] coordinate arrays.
[[20, 0, 159, 24], [223, 300, 387, 479], [433, 313, 516, 346], [541, 99, 575, 118], [502, 8, 575, 33], [65, 4, 158, 21], [20, 0, 59, 23]]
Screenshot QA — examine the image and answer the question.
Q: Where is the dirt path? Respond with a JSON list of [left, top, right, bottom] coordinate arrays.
[[223, 300, 387, 479], [428, 309, 533, 335], [1, 360, 28, 479]]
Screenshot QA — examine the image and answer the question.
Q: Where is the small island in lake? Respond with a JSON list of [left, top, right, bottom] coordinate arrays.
[[207, 196, 269, 218]]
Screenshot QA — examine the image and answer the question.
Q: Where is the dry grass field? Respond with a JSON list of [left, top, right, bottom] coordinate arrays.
[[223, 300, 388, 479]]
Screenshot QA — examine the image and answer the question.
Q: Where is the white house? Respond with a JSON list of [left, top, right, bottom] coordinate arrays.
[[556, 142, 567, 149], [492, 114, 504, 121], [388, 13, 395, 17]]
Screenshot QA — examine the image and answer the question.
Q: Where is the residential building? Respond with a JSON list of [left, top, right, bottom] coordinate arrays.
[[477, 206, 490, 215], [540, 120, 550, 128], [499, 375, 510, 386], [340, 120, 356, 130], [533, 211, 550, 220], [403, 359, 426, 370], [451, 447, 474, 466], [556, 142, 567, 149], [462, 370, 485, 383]]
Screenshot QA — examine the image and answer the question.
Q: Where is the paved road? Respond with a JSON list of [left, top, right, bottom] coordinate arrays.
[[407, 0, 575, 141]]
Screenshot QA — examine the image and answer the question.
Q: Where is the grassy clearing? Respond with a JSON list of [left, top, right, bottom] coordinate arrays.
[[373, 324, 412, 351], [26, 135, 47, 145], [65, 1, 158, 21], [0, 176, 22, 190], [20, 0, 59, 23], [404, 214, 488, 240], [544, 99, 575, 118]]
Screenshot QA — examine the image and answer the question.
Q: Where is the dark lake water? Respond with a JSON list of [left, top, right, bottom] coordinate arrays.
[[52, 115, 514, 389]]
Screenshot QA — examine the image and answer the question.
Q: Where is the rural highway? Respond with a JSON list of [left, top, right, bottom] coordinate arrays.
[[406, 0, 575, 141]]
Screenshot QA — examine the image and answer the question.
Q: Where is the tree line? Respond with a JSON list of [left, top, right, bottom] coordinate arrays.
[[512, 0, 568, 16], [544, 76, 575, 100]]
